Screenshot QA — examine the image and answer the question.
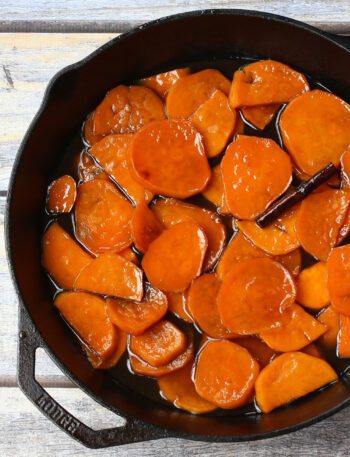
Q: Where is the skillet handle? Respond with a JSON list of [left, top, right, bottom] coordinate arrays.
[[17, 305, 170, 448]]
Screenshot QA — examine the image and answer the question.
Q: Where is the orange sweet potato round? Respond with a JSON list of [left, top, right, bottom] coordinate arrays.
[[83, 112, 103, 146], [142, 222, 208, 292], [296, 262, 330, 309], [140, 67, 190, 98], [241, 104, 280, 130], [328, 245, 350, 315], [166, 69, 231, 118], [128, 119, 210, 198], [46, 175, 76, 213], [217, 258, 296, 334], [166, 292, 193, 323], [280, 90, 350, 175], [193, 340, 259, 409], [221, 135, 292, 219], [152, 198, 226, 271], [75, 179, 134, 254], [131, 200, 164, 253], [277, 249, 302, 277], [93, 85, 165, 136]]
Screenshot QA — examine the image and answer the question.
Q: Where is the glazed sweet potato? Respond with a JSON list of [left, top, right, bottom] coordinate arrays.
[[318, 306, 340, 349], [337, 208, 350, 243], [89, 134, 153, 205], [277, 249, 302, 277], [106, 285, 167, 335], [42, 222, 92, 289], [74, 252, 143, 300], [128, 119, 211, 198], [75, 179, 134, 254], [166, 292, 193, 323], [142, 222, 208, 292], [46, 175, 76, 213], [83, 112, 103, 146], [341, 146, 350, 191], [296, 190, 350, 261], [88, 329, 127, 369], [338, 315, 350, 358], [241, 104, 280, 130], [229, 60, 309, 109], [93, 85, 165, 136], [217, 258, 296, 334], [236, 336, 277, 368], [191, 90, 237, 157], [202, 165, 229, 213], [236, 204, 300, 255], [77, 151, 109, 182], [221, 135, 292, 219], [152, 198, 226, 271], [280, 90, 350, 175], [260, 304, 327, 352], [296, 262, 330, 309], [54, 291, 117, 362], [193, 340, 259, 409], [129, 320, 187, 367], [328, 245, 350, 315], [118, 247, 139, 265], [187, 274, 236, 339], [158, 363, 216, 414], [131, 200, 164, 253], [255, 352, 337, 413], [140, 67, 190, 99], [166, 69, 231, 118], [302, 343, 323, 359]]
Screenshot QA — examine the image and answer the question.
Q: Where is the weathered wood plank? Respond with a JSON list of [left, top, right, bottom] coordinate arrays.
[[0, 1, 349, 33]]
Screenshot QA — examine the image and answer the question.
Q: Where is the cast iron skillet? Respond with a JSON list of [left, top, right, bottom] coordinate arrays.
[[5, 9, 350, 449]]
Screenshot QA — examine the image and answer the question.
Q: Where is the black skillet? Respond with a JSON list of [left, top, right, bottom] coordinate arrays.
[[5, 9, 350, 449]]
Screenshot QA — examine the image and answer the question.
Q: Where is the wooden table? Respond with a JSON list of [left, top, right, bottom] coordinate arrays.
[[1, 2, 349, 455]]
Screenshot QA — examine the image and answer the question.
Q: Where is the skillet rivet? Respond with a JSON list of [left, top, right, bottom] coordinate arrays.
[[19, 331, 26, 339]]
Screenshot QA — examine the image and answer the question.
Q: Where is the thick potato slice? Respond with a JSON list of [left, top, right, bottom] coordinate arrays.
[[338, 315, 350, 358], [87, 330, 127, 369], [318, 306, 340, 349], [236, 336, 277, 368], [131, 200, 164, 253], [140, 67, 190, 98], [166, 292, 193, 323], [241, 104, 280, 130], [202, 165, 229, 214], [296, 262, 329, 309], [77, 151, 109, 182], [83, 112, 103, 146], [46, 175, 76, 213], [328, 245, 350, 315]]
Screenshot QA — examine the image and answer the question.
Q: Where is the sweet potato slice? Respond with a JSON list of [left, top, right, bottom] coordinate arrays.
[[74, 252, 143, 300], [75, 179, 134, 254], [54, 291, 117, 362], [83, 112, 103, 146], [229, 60, 309, 109], [280, 90, 350, 175], [191, 90, 236, 158], [302, 343, 323, 359], [142, 222, 208, 292], [341, 146, 350, 191], [193, 340, 259, 409], [129, 320, 187, 367], [241, 104, 280, 130], [338, 315, 350, 358], [140, 67, 190, 98], [296, 190, 350, 261], [296, 262, 329, 309], [318, 306, 340, 349], [77, 151, 109, 183], [93, 85, 165, 136], [255, 352, 337, 413], [236, 204, 300, 255], [202, 165, 229, 213], [88, 330, 127, 369], [106, 285, 167, 335], [89, 134, 153, 205], [337, 208, 350, 243], [236, 336, 277, 368], [152, 198, 225, 271], [166, 292, 193, 323], [158, 363, 216, 414], [217, 258, 296, 334], [328, 245, 350, 315], [42, 222, 93, 289], [131, 200, 164, 253], [260, 304, 327, 352], [221, 135, 292, 219], [187, 274, 237, 339], [46, 175, 76, 213], [129, 342, 194, 378], [128, 119, 210, 199], [118, 247, 139, 265], [166, 69, 231, 118], [277, 249, 302, 277]]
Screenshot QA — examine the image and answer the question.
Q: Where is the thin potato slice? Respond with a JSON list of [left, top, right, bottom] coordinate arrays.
[[255, 352, 337, 413], [338, 315, 350, 358], [166, 292, 193, 323], [140, 67, 190, 98], [236, 336, 277, 368], [131, 200, 164, 253], [328, 245, 350, 315], [46, 175, 76, 213], [241, 104, 280, 130], [221, 135, 292, 219], [202, 165, 229, 213], [128, 119, 211, 198], [296, 262, 329, 309], [318, 306, 340, 349]]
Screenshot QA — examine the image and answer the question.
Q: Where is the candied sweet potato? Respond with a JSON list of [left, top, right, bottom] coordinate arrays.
[[166, 292, 193, 323], [118, 247, 139, 265], [341, 146, 350, 191], [328, 245, 350, 315], [106, 284, 167, 335], [42, 222, 92, 289], [88, 330, 127, 369], [166, 69, 231, 118], [142, 222, 208, 292], [202, 165, 229, 213], [131, 200, 164, 253], [93, 85, 165, 136], [280, 90, 350, 175], [296, 262, 330, 309], [77, 151, 109, 183], [75, 179, 134, 254], [302, 343, 323, 359], [83, 112, 103, 146], [54, 291, 117, 362], [241, 104, 280, 130], [74, 252, 143, 300], [140, 67, 190, 98], [128, 119, 210, 198], [191, 90, 236, 158], [296, 190, 350, 261], [218, 258, 296, 334], [129, 320, 187, 367], [338, 315, 350, 358], [236, 336, 277, 368], [277, 249, 302, 277], [46, 175, 76, 213], [221, 135, 292, 219], [229, 60, 309, 109], [193, 340, 259, 409], [318, 306, 340, 349], [152, 198, 226, 271], [255, 352, 337, 413]]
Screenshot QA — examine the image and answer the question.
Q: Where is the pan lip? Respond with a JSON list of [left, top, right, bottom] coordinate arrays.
[[5, 8, 350, 442]]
